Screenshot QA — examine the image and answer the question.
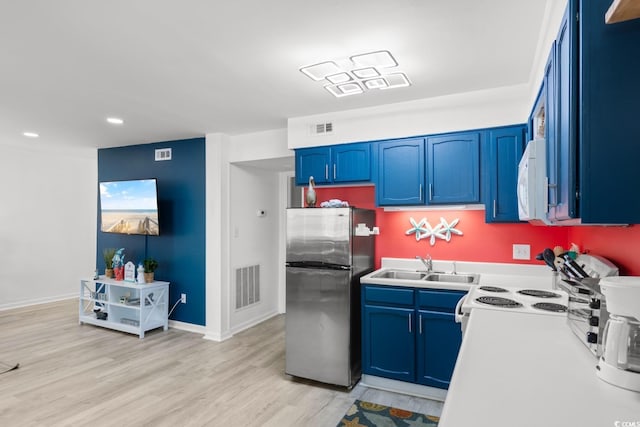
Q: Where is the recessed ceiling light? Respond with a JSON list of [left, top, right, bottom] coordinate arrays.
[[23, 132, 39, 138], [107, 117, 124, 125]]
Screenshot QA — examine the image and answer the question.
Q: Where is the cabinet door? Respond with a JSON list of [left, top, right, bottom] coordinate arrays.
[[375, 138, 425, 206], [295, 147, 331, 185], [550, 2, 578, 221], [332, 143, 371, 183], [427, 132, 480, 204], [543, 43, 557, 220], [362, 304, 415, 382], [416, 310, 462, 389], [485, 126, 526, 222]]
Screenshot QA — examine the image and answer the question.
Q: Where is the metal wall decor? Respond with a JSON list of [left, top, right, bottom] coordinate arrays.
[[405, 217, 463, 246]]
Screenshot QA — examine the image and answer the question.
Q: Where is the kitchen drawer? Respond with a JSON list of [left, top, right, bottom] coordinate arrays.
[[418, 289, 466, 313], [363, 285, 414, 307]]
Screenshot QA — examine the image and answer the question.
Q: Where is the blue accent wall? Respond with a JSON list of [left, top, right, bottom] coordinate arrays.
[[96, 137, 206, 326]]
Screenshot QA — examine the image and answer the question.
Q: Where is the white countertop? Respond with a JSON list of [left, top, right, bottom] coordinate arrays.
[[439, 309, 640, 427], [361, 257, 556, 291]]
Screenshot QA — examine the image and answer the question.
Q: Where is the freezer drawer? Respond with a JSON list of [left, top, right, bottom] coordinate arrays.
[[285, 266, 359, 387]]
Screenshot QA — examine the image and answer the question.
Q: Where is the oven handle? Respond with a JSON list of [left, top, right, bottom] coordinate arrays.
[[454, 294, 467, 324]]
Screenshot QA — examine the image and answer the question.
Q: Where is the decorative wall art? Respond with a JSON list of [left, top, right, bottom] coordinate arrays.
[[405, 217, 463, 246]]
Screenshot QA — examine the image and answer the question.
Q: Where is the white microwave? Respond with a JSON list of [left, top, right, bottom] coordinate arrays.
[[517, 138, 552, 225]]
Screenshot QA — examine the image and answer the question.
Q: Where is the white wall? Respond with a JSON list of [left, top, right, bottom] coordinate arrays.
[[228, 164, 280, 332], [205, 129, 291, 341], [0, 141, 97, 309], [288, 84, 531, 149]]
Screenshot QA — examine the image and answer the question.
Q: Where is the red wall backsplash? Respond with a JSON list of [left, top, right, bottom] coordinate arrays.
[[309, 186, 640, 275]]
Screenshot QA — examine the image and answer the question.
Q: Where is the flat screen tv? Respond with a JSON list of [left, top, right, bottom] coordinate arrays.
[[99, 178, 160, 235]]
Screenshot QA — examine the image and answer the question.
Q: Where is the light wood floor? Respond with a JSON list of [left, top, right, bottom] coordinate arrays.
[[0, 299, 443, 426]]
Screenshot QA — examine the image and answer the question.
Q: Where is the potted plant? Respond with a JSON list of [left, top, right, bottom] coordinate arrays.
[[143, 257, 159, 283], [103, 248, 116, 278]]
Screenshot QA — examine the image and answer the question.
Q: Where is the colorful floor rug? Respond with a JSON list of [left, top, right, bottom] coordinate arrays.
[[337, 400, 439, 427]]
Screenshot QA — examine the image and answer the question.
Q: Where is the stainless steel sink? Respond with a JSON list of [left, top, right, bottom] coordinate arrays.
[[370, 269, 479, 284], [372, 270, 428, 280], [424, 273, 479, 284]]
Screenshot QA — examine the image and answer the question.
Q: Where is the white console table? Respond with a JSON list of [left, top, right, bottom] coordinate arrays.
[[79, 276, 170, 338]]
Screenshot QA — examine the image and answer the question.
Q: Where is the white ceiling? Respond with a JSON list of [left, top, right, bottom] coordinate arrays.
[[0, 0, 551, 149]]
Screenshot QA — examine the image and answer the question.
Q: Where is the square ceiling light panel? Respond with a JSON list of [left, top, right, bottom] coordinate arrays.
[[350, 50, 398, 69], [364, 78, 388, 89], [352, 67, 380, 79], [325, 82, 364, 97], [300, 61, 343, 81], [382, 73, 411, 89], [326, 72, 353, 84]]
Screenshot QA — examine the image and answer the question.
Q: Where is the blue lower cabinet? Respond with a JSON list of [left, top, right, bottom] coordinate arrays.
[[362, 305, 415, 382], [362, 285, 464, 389], [416, 310, 462, 388]]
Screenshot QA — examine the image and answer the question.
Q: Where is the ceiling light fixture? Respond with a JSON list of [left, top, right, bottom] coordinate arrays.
[[300, 50, 410, 98], [107, 117, 124, 125], [23, 132, 39, 138]]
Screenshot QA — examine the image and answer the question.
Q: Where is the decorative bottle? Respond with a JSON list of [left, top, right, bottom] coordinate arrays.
[[306, 176, 316, 208]]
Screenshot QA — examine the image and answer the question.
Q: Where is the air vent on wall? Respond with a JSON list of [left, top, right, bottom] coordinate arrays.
[[155, 148, 172, 161], [235, 264, 260, 310], [311, 122, 334, 136]]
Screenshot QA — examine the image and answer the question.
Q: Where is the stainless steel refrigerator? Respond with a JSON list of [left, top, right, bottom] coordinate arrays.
[[285, 207, 375, 388]]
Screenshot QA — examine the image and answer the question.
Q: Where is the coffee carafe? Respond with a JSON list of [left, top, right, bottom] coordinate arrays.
[[597, 277, 640, 392]]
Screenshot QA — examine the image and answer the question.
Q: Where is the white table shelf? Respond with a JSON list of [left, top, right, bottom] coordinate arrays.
[[79, 276, 170, 338]]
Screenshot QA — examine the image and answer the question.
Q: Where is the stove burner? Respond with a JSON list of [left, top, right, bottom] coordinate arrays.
[[478, 286, 508, 293], [532, 302, 568, 313], [517, 289, 561, 298], [475, 296, 523, 308]]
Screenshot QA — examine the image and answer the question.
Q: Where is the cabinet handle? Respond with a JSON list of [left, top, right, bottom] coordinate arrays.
[[325, 164, 329, 180], [409, 313, 412, 333], [419, 314, 422, 334], [493, 199, 497, 218], [429, 184, 433, 201], [333, 164, 336, 180], [419, 184, 423, 201]]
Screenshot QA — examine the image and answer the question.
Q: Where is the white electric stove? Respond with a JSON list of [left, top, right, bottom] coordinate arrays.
[[455, 285, 568, 335]]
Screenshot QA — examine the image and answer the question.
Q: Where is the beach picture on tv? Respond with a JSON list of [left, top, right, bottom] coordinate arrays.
[[100, 179, 160, 235]]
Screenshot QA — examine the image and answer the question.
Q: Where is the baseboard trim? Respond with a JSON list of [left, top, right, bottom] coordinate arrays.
[[168, 319, 206, 335], [360, 374, 448, 402], [0, 293, 76, 312]]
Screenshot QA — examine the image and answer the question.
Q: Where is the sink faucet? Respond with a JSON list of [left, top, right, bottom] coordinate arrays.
[[452, 261, 457, 275], [416, 254, 432, 272]]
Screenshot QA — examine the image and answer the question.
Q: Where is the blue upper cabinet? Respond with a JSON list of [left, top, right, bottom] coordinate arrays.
[[549, 2, 578, 222], [295, 147, 332, 185], [332, 143, 371, 183], [544, 0, 640, 224], [426, 132, 480, 204], [484, 125, 526, 223], [295, 142, 371, 186], [375, 138, 426, 206]]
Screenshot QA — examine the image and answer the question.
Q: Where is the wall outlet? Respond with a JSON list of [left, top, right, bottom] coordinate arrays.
[[512, 244, 531, 260], [180, 293, 187, 304]]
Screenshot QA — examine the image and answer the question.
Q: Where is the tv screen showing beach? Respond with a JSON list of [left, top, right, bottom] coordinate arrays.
[[100, 179, 159, 235]]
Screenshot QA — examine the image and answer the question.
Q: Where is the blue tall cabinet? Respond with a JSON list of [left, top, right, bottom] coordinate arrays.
[[539, 0, 640, 224]]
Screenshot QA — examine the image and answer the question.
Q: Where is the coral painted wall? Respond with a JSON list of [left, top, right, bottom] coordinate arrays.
[[309, 186, 640, 275]]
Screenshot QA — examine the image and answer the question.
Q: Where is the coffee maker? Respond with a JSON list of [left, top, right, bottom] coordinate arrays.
[[597, 277, 640, 392]]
